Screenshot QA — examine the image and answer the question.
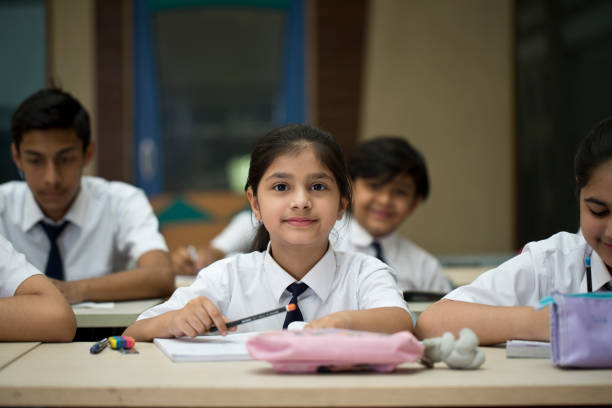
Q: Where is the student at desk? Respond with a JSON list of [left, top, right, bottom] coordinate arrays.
[[335, 137, 451, 294], [0, 89, 174, 304], [172, 137, 450, 295], [125, 124, 412, 340], [0, 233, 75, 341], [416, 118, 612, 345]]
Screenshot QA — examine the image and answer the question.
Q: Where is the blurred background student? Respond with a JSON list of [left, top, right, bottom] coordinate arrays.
[[335, 137, 451, 293], [0, 88, 174, 304]]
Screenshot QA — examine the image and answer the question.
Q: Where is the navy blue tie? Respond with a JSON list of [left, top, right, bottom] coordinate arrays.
[[371, 241, 386, 263], [39, 221, 69, 280], [283, 282, 309, 329]]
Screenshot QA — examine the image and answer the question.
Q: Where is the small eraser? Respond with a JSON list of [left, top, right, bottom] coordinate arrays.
[[286, 304, 297, 311], [287, 321, 307, 331]]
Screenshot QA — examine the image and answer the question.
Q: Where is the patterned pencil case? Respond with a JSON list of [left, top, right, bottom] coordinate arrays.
[[540, 290, 612, 368], [246, 328, 425, 373]]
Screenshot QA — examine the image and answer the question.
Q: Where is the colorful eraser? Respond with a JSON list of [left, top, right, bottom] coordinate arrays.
[[109, 336, 135, 350]]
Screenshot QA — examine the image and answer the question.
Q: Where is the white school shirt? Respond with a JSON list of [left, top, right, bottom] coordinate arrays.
[[209, 213, 449, 292], [333, 217, 451, 293], [210, 210, 257, 255], [138, 245, 409, 332], [0, 233, 41, 297], [444, 232, 612, 307], [0, 176, 168, 281]]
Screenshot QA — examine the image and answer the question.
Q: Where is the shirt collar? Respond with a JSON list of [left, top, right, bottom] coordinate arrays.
[[265, 243, 336, 303], [582, 249, 612, 292], [348, 217, 399, 253], [21, 180, 87, 232]]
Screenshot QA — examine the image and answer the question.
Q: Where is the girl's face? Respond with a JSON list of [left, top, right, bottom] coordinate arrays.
[[580, 159, 612, 272], [247, 147, 347, 253]]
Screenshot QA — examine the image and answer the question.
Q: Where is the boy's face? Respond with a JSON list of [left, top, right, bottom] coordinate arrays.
[[352, 174, 421, 238], [11, 129, 94, 221]]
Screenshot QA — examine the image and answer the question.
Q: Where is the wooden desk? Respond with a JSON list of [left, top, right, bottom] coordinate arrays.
[[444, 266, 490, 287], [72, 298, 163, 328], [0, 342, 610, 407], [0, 343, 39, 370]]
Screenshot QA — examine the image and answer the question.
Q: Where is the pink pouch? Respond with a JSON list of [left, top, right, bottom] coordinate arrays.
[[246, 328, 424, 373]]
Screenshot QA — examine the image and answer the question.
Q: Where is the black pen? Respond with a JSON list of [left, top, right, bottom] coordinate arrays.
[[209, 304, 296, 333], [89, 338, 109, 354]]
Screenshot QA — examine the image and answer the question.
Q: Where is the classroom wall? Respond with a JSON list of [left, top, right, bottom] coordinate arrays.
[[48, 0, 96, 175], [360, 0, 514, 255]]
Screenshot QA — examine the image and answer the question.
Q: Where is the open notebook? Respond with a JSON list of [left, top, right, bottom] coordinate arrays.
[[154, 332, 258, 362]]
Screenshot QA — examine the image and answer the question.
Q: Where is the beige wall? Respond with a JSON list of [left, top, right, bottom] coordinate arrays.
[[361, 0, 514, 254], [48, 0, 96, 174]]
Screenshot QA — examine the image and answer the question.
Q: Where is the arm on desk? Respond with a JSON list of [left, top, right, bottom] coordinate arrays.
[[0, 274, 76, 342], [307, 307, 413, 334], [124, 295, 234, 341], [51, 250, 174, 304], [414, 299, 550, 345], [171, 246, 225, 276]]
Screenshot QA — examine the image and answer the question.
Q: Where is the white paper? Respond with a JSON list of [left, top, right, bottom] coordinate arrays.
[[154, 332, 258, 362], [506, 340, 551, 359], [72, 301, 115, 309]]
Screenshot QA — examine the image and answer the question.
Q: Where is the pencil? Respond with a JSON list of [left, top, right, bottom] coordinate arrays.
[[208, 304, 296, 333]]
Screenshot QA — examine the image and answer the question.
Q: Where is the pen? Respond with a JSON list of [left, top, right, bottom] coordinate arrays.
[[586, 256, 592, 292], [187, 245, 198, 264], [89, 337, 109, 354], [209, 304, 296, 333]]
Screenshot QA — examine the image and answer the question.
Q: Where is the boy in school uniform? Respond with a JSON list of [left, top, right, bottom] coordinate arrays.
[[335, 137, 451, 293], [0, 233, 76, 341], [0, 88, 174, 304]]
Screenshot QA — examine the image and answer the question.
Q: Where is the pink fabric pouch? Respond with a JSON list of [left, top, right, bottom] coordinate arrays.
[[246, 328, 425, 373]]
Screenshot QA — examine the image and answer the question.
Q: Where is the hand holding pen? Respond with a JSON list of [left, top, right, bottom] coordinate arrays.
[[168, 296, 297, 337]]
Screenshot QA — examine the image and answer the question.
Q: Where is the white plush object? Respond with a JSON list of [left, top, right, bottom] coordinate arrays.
[[421, 328, 485, 369]]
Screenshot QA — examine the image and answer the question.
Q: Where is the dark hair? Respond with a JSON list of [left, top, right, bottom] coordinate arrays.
[[575, 117, 612, 191], [348, 136, 430, 199], [245, 124, 352, 252], [11, 88, 91, 151]]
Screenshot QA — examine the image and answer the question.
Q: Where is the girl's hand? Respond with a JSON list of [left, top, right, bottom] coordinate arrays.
[[168, 296, 235, 337], [305, 311, 352, 330]]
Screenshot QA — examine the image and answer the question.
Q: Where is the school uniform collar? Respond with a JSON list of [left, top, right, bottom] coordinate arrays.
[[581, 249, 612, 292], [21, 179, 88, 232], [348, 217, 399, 255], [265, 242, 336, 304]]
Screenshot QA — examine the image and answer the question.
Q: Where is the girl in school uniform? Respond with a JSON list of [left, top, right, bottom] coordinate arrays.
[[125, 124, 412, 341], [415, 118, 612, 345]]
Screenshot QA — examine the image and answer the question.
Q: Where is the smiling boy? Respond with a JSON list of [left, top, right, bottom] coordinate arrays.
[[0, 88, 174, 304], [336, 137, 451, 293]]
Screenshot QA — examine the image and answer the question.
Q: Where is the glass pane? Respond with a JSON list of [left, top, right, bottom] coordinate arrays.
[[0, 0, 46, 182], [153, 7, 286, 191]]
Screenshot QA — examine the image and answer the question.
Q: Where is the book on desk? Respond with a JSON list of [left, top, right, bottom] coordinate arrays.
[[154, 332, 257, 362], [506, 340, 551, 359]]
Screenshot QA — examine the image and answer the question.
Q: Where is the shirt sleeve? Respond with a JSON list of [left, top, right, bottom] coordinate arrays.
[[114, 184, 168, 261], [137, 258, 231, 320], [356, 257, 409, 311], [443, 249, 541, 307], [0, 234, 42, 298], [210, 210, 258, 255], [420, 257, 453, 293]]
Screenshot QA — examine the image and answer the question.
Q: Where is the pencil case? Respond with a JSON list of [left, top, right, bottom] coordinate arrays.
[[246, 328, 425, 373], [540, 291, 612, 368]]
